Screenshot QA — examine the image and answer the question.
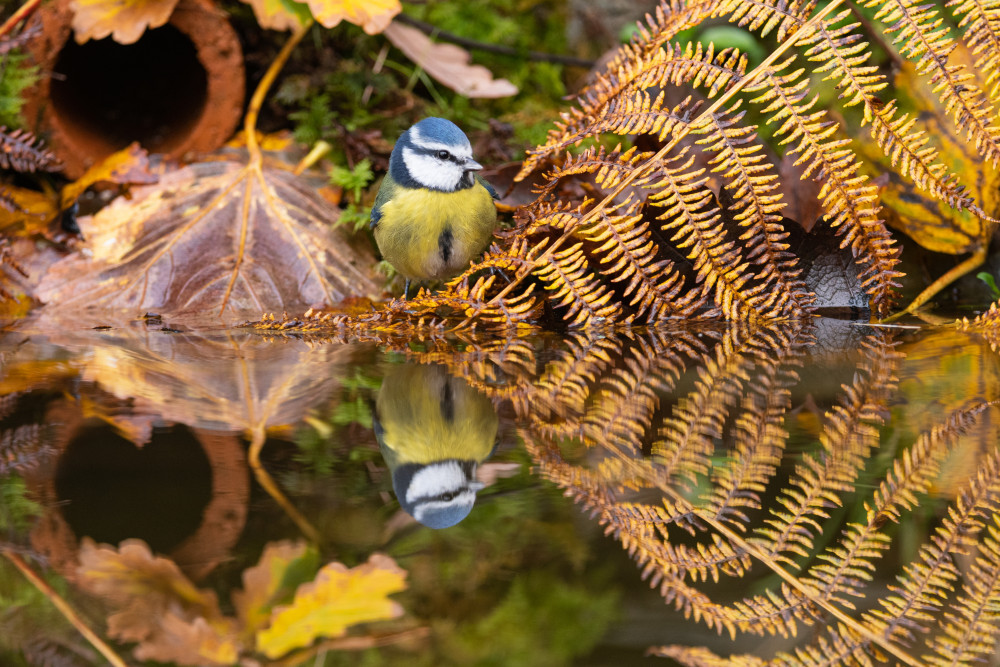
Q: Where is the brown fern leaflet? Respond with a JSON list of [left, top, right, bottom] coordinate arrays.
[[490, 323, 1000, 665], [255, 0, 1000, 332]]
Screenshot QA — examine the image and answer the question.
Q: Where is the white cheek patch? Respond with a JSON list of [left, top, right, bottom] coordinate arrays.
[[402, 147, 464, 191], [413, 490, 476, 524], [407, 461, 467, 503]]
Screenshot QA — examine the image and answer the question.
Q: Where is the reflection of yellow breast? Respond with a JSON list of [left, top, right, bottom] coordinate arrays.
[[376, 365, 498, 467], [374, 184, 497, 281]]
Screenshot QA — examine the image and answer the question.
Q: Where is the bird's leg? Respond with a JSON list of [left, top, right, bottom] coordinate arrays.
[[403, 278, 411, 300]]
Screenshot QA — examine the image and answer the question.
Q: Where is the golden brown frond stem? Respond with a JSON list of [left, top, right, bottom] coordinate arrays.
[[0, 0, 42, 39], [457, 0, 849, 330], [243, 20, 313, 161], [2, 550, 130, 667], [657, 486, 922, 666], [248, 425, 321, 543], [880, 243, 990, 322]]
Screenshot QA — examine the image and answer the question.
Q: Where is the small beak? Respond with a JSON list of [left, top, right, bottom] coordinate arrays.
[[464, 159, 483, 172]]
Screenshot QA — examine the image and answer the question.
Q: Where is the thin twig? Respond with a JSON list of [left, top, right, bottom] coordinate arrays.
[[394, 14, 595, 68], [0, 0, 43, 41], [3, 550, 130, 667], [248, 425, 321, 543], [244, 19, 314, 161]]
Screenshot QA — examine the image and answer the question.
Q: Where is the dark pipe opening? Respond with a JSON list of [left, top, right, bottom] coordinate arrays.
[[49, 25, 208, 156], [55, 423, 212, 554]]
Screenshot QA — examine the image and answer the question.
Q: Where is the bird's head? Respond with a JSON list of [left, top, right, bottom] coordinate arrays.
[[390, 117, 482, 192], [393, 460, 485, 529]]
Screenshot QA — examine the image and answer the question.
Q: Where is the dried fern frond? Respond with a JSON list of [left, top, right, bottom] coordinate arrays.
[[0, 238, 27, 303], [0, 127, 59, 173], [515, 321, 999, 665], [864, 0, 1000, 167], [948, 0, 1000, 103]]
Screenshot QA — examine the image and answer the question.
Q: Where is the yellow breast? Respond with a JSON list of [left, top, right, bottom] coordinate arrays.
[[374, 184, 497, 281]]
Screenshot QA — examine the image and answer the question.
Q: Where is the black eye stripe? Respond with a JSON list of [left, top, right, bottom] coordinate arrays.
[[416, 146, 463, 164]]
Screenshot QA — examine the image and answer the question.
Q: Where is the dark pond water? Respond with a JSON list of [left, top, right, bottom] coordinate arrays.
[[1, 316, 998, 666]]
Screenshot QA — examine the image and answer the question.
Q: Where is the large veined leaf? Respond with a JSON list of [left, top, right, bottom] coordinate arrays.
[[36, 156, 381, 321]]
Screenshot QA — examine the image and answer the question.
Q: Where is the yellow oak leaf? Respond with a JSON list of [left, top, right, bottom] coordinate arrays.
[[300, 0, 400, 34], [255, 553, 407, 658], [232, 540, 319, 637], [70, 0, 180, 44]]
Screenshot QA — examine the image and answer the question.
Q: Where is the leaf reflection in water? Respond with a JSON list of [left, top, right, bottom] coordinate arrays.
[[2, 318, 1000, 665]]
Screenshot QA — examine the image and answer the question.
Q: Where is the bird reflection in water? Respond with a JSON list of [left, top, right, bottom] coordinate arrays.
[[373, 363, 499, 529]]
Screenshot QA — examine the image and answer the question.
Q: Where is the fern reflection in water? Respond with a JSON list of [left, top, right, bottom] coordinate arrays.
[[400, 320, 1000, 665]]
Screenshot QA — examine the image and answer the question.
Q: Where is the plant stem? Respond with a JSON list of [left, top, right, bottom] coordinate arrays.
[[0, 0, 43, 40], [247, 425, 321, 543], [881, 243, 990, 322], [244, 20, 314, 160], [2, 551, 130, 667]]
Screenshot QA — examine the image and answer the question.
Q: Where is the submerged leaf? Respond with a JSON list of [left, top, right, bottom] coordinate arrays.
[[256, 553, 407, 658], [36, 158, 381, 320]]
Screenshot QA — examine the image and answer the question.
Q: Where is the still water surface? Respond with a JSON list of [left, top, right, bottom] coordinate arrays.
[[0, 317, 997, 666]]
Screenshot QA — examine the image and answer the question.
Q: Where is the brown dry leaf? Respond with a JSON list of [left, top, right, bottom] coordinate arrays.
[[256, 553, 407, 658], [71, 327, 357, 430], [132, 613, 241, 666], [36, 157, 381, 321], [76, 538, 242, 665], [858, 46, 999, 254], [60, 142, 158, 209], [233, 540, 318, 637], [302, 0, 400, 33], [384, 21, 519, 98], [76, 538, 220, 613], [775, 154, 825, 232], [70, 0, 179, 44]]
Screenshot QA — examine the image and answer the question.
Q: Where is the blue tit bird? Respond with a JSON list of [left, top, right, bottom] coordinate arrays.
[[370, 117, 499, 297], [373, 363, 499, 529]]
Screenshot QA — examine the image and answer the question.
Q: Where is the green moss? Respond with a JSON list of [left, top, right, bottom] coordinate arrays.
[[0, 52, 38, 128]]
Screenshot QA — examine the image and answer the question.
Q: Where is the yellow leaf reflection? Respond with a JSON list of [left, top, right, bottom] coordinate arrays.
[[257, 553, 407, 658]]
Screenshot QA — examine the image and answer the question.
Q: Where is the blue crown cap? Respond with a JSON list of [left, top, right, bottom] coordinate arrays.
[[410, 117, 469, 146], [415, 501, 475, 529]]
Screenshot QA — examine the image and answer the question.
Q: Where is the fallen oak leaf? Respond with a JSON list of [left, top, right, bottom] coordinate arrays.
[[384, 21, 519, 99], [256, 553, 407, 658], [36, 155, 382, 321], [233, 540, 319, 638], [300, 0, 400, 34], [69, 0, 180, 44], [60, 142, 158, 210], [132, 613, 241, 667], [76, 538, 242, 665]]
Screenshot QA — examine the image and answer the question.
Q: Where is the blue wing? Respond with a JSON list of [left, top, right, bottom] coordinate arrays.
[[477, 174, 500, 200]]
